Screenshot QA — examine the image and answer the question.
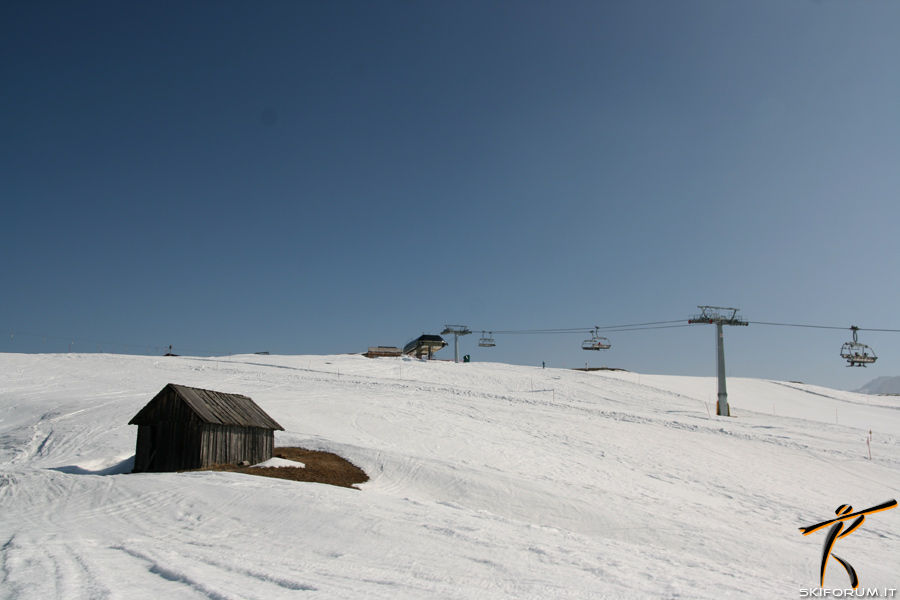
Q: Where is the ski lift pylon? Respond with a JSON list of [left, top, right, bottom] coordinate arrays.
[[581, 328, 611, 351], [478, 331, 496, 347], [840, 326, 877, 367]]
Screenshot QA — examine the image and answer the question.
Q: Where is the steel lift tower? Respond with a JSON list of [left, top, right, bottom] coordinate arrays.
[[440, 325, 472, 364], [688, 306, 748, 417]]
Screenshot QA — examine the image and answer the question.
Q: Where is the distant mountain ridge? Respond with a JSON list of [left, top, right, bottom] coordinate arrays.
[[856, 376, 900, 395]]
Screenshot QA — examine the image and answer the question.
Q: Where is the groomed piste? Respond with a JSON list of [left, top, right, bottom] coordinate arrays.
[[1, 352, 898, 598]]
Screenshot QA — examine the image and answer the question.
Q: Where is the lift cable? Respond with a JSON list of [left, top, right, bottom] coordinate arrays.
[[594, 320, 686, 330], [600, 323, 699, 333], [485, 321, 696, 335], [750, 321, 900, 333], [490, 328, 596, 335], [486, 320, 900, 335]]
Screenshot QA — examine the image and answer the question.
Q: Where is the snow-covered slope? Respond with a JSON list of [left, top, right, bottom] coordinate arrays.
[[1, 353, 898, 599]]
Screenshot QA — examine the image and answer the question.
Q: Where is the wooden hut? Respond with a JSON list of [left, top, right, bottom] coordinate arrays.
[[129, 383, 284, 473], [366, 346, 402, 358]]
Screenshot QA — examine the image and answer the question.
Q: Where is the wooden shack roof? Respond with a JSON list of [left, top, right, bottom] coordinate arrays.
[[129, 383, 284, 430]]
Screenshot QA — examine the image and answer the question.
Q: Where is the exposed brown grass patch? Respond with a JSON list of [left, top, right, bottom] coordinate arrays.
[[196, 447, 369, 489]]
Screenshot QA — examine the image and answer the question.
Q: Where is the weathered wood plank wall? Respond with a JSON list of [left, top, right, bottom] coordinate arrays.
[[200, 425, 274, 467], [133, 421, 203, 472]]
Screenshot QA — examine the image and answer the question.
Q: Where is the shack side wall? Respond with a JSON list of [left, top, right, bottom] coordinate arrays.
[[134, 426, 150, 472], [133, 421, 203, 473], [200, 425, 274, 467]]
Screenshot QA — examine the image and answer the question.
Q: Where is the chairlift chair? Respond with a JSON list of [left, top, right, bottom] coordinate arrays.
[[581, 328, 611, 351], [478, 332, 496, 347], [840, 326, 877, 367]]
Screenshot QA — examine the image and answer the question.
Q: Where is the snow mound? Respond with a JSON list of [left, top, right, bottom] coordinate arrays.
[[252, 457, 305, 468]]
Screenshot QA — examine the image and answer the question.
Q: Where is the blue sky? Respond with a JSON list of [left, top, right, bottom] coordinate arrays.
[[2, 1, 899, 390]]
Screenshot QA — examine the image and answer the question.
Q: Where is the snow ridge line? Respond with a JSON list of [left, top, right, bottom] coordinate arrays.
[[768, 380, 900, 411]]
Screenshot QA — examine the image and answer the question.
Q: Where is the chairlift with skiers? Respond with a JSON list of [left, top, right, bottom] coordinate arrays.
[[478, 332, 496, 347], [840, 326, 877, 367], [581, 328, 611, 351]]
